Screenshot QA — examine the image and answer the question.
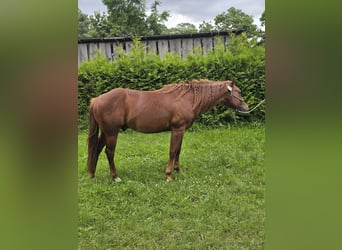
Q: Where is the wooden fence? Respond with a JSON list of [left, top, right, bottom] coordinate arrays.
[[78, 30, 243, 66]]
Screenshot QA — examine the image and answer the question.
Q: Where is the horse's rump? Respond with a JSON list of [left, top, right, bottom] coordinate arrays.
[[90, 88, 127, 132]]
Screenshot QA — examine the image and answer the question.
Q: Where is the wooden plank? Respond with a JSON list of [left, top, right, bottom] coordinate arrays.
[[147, 40, 157, 55], [125, 41, 134, 54], [157, 39, 169, 58], [106, 42, 113, 61], [112, 41, 122, 60], [88, 43, 99, 60], [169, 39, 181, 57], [223, 35, 230, 50], [181, 38, 193, 59], [212, 35, 225, 50], [193, 38, 203, 55], [202, 37, 213, 55], [222, 34, 228, 47], [78, 46, 81, 66], [98, 42, 112, 61], [142, 41, 149, 55], [98, 42, 105, 58], [78, 43, 88, 65], [217, 35, 229, 50]]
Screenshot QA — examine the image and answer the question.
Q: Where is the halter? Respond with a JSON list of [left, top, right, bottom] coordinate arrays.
[[227, 84, 244, 102], [236, 99, 265, 114], [227, 85, 265, 114]]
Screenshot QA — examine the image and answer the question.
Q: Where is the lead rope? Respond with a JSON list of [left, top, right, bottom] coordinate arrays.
[[236, 99, 265, 114], [228, 87, 265, 114]]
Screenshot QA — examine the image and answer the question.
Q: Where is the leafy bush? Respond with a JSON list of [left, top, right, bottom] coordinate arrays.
[[78, 35, 265, 129]]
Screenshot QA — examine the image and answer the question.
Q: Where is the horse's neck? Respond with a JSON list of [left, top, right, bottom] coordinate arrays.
[[192, 84, 225, 116]]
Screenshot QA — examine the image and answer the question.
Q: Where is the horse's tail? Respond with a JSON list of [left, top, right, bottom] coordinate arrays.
[[87, 98, 99, 178]]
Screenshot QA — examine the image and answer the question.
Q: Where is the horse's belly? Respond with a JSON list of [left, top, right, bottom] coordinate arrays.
[[126, 114, 171, 133]]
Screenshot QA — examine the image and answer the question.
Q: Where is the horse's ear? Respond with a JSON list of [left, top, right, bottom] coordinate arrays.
[[227, 84, 232, 93]]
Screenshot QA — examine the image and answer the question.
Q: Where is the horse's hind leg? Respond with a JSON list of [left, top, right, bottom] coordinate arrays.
[[105, 130, 121, 182], [89, 132, 106, 178]]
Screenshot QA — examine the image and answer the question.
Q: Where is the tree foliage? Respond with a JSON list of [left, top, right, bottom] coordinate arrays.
[[78, 0, 170, 38], [198, 21, 215, 33], [145, 0, 170, 35], [88, 12, 112, 38], [78, 9, 112, 38], [260, 11, 265, 27], [79, 3, 264, 39], [168, 23, 198, 34], [103, 0, 147, 36], [78, 9, 90, 39], [214, 7, 258, 37]]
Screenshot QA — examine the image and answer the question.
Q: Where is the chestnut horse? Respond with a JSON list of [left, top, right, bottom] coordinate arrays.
[[87, 79, 249, 182]]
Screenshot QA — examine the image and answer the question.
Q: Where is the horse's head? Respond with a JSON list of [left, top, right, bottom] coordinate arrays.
[[224, 80, 249, 115]]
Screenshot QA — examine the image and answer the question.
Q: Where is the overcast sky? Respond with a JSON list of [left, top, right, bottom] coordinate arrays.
[[78, 0, 264, 28]]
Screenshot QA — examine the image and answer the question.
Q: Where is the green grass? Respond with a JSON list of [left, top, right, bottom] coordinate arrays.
[[78, 124, 265, 249]]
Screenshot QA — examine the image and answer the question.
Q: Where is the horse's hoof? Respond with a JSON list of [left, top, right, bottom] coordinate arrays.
[[166, 177, 172, 182], [113, 177, 122, 182]]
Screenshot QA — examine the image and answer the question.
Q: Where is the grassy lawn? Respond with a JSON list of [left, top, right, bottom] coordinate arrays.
[[78, 124, 265, 249]]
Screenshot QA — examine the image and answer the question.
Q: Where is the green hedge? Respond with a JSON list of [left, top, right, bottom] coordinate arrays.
[[78, 35, 265, 129]]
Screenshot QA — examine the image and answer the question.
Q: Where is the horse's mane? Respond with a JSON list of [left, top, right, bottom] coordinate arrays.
[[158, 79, 225, 113]]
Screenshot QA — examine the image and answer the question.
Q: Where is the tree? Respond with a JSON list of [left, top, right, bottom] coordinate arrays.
[[168, 23, 198, 34], [198, 21, 215, 33], [260, 11, 265, 27], [78, 9, 90, 39], [78, 10, 112, 38], [102, 0, 148, 36], [101, 0, 170, 36], [257, 11, 265, 45], [145, 0, 170, 35], [214, 7, 258, 37], [88, 12, 112, 38]]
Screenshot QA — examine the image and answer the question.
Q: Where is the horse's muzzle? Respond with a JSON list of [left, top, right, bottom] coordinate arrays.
[[236, 102, 249, 116]]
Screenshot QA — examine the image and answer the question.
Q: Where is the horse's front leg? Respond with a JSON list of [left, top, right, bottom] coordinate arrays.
[[173, 150, 181, 173], [166, 128, 185, 182]]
